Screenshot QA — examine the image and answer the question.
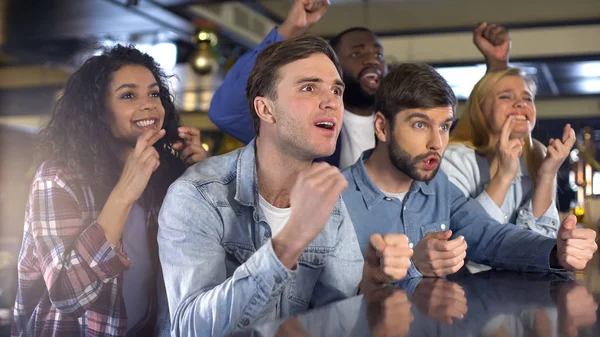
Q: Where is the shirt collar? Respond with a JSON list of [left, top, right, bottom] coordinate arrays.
[[350, 150, 435, 210], [234, 138, 342, 214]]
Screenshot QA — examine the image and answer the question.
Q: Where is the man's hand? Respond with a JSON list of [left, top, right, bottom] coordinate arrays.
[[277, 0, 329, 39], [412, 278, 467, 324], [556, 215, 598, 271], [361, 234, 413, 293], [412, 230, 467, 277], [473, 22, 511, 72], [273, 162, 347, 269]]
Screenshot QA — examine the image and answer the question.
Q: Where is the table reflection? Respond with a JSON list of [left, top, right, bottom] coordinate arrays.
[[230, 270, 599, 337]]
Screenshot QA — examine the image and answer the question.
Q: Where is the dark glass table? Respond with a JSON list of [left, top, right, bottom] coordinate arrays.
[[231, 258, 600, 337]]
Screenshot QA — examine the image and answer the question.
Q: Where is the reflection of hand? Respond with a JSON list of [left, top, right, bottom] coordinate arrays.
[[413, 278, 467, 324], [365, 287, 413, 337], [557, 283, 598, 337], [274, 317, 309, 337], [532, 310, 553, 337]]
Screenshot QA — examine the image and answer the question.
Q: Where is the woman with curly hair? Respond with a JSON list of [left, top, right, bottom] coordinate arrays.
[[11, 45, 206, 337]]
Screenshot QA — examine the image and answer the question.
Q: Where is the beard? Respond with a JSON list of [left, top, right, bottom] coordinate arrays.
[[388, 135, 441, 182], [342, 71, 375, 110]]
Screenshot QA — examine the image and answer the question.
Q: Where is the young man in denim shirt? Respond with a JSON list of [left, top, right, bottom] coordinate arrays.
[[158, 35, 414, 337], [342, 63, 597, 279]]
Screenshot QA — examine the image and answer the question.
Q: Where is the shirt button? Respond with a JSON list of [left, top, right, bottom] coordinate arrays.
[[440, 223, 446, 230], [409, 242, 414, 249], [265, 231, 271, 238], [241, 318, 250, 326], [384, 197, 392, 201], [274, 275, 282, 284]]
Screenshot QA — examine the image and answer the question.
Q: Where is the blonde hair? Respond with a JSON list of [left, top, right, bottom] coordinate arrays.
[[450, 68, 545, 185]]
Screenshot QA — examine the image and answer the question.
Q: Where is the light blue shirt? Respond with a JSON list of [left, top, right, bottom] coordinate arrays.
[[342, 150, 559, 278], [441, 143, 560, 238], [157, 140, 364, 337]]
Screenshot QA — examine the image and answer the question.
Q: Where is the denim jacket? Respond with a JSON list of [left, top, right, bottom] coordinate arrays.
[[342, 150, 559, 279], [157, 140, 363, 337]]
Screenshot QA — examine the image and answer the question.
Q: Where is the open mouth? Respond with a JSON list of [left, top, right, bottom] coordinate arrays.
[[314, 120, 336, 131], [423, 156, 440, 169], [132, 118, 159, 129], [509, 113, 528, 121], [360, 72, 380, 90]]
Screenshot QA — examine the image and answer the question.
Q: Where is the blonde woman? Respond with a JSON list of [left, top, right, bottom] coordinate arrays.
[[441, 68, 575, 239]]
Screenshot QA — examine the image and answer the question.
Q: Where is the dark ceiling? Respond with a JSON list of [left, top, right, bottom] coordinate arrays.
[[0, 0, 598, 118]]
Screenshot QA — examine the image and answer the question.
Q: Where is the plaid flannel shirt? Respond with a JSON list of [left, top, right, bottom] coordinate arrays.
[[11, 160, 132, 337]]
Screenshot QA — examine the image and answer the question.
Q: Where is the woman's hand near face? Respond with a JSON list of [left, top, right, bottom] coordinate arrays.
[[98, 129, 165, 245], [172, 126, 208, 166], [485, 116, 523, 208], [538, 124, 576, 178], [115, 129, 165, 203], [494, 116, 523, 182]]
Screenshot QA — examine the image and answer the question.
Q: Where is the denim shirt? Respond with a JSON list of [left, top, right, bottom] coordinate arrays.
[[342, 150, 558, 279], [441, 143, 560, 238], [157, 140, 363, 337]]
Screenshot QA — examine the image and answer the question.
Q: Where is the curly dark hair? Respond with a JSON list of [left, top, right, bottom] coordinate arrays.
[[38, 44, 186, 211]]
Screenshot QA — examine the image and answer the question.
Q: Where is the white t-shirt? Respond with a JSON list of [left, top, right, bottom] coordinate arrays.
[[382, 191, 408, 202], [339, 110, 375, 170], [258, 194, 291, 237]]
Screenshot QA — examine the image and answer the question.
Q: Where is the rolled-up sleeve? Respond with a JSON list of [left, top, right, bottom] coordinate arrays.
[[515, 199, 560, 238]]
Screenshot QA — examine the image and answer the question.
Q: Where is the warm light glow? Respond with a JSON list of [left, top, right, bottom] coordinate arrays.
[[573, 205, 585, 217], [198, 32, 209, 41], [194, 57, 208, 68], [585, 164, 593, 196], [577, 161, 584, 185], [202, 143, 210, 152], [182, 92, 197, 112]]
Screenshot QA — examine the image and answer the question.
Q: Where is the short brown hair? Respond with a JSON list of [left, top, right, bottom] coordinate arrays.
[[246, 35, 342, 136], [375, 63, 456, 126]]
